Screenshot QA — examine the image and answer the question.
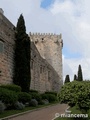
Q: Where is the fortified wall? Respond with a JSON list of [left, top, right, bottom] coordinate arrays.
[[0, 9, 63, 92], [30, 42, 61, 92], [29, 32, 63, 84], [0, 9, 15, 84]]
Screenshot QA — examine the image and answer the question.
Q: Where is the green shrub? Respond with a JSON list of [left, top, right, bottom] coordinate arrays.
[[59, 81, 81, 106], [47, 94, 57, 103], [45, 91, 57, 96], [14, 101, 25, 110], [29, 90, 41, 103], [18, 92, 31, 104], [59, 81, 90, 111], [41, 99, 49, 105], [29, 89, 38, 93], [29, 99, 38, 107], [41, 93, 56, 103], [30, 93, 42, 103], [41, 93, 49, 100], [0, 101, 6, 113], [38, 99, 49, 105], [0, 84, 21, 92], [0, 88, 18, 105], [77, 90, 90, 111]]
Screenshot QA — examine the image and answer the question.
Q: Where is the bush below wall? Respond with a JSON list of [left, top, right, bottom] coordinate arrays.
[[0, 85, 58, 116]]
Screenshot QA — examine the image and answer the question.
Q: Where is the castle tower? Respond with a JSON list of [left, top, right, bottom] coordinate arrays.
[[29, 33, 63, 84]]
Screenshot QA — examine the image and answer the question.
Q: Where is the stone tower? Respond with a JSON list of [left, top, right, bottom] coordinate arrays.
[[29, 33, 63, 84]]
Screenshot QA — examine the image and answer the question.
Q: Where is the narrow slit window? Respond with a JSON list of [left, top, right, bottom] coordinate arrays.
[[0, 41, 4, 53]]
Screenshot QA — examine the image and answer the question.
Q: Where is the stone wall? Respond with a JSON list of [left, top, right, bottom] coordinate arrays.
[[0, 10, 63, 92], [30, 42, 61, 92], [29, 33, 63, 85], [0, 12, 15, 84]]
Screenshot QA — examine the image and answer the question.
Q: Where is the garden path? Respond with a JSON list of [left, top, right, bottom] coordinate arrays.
[[8, 104, 68, 120]]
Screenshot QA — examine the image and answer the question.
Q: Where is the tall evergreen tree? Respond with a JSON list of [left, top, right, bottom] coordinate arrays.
[[13, 14, 31, 92], [74, 74, 78, 81], [77, 64, 83, 81], [64, 75, 70, 84]]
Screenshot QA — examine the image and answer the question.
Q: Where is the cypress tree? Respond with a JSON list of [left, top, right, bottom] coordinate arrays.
[[74, 74, 78, 81], [13, 14, 31, 92], [64, 75, 70, 84], [77, 64, 83, 81]]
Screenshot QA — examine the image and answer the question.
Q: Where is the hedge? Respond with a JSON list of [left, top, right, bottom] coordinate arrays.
[[0, 88, 18, 105], [0, 84, 21, 92]]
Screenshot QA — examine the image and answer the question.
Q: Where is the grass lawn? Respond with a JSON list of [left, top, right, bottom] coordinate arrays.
[[0, 102, 58, 118], [0, 106, 35, 118]]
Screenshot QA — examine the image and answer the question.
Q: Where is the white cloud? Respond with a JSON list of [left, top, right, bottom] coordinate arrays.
[[50, 0, 90, 80], [50, 0, 75, 15], [1, 0, 90, 80]]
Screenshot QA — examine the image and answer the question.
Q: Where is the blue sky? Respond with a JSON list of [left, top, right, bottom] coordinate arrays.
[[41, 0, 55, 8], [1, 0, 90, 80], [63, 48, 82, 59]]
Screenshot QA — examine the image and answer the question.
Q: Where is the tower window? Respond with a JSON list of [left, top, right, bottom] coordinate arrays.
[[0, 41, 4, 53]]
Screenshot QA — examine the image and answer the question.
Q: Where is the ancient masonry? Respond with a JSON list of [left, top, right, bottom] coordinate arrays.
[[0, 9, 63, 92]]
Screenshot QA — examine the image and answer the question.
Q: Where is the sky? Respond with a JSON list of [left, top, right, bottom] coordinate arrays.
[[1, 0, 90, 81]]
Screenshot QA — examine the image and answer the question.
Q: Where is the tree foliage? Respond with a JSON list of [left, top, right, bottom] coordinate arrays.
[[64, 75, 70, 84], [13, 14, 31, 92], [77, 64, 83, 81], [59, 81, 90, 111], [74, 74, 78, 81]]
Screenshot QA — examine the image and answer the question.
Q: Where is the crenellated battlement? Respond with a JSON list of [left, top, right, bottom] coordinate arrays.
[[29, 32, 63, 48], [29, 32, 62, 38]]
